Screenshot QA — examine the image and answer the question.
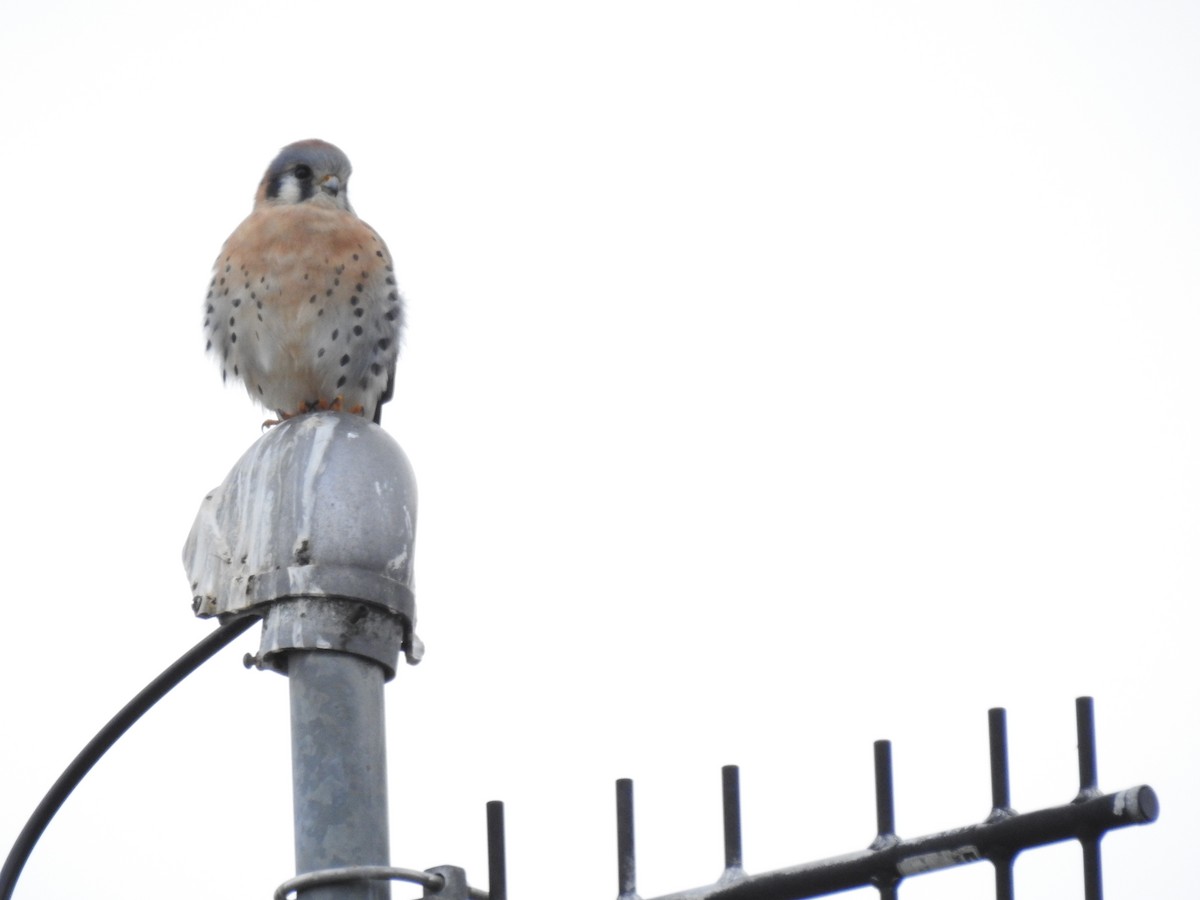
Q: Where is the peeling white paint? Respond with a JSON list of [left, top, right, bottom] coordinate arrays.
[[182, 412, 416, 618]]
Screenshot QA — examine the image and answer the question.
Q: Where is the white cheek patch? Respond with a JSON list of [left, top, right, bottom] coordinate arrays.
[[278, 176, 302, 204]]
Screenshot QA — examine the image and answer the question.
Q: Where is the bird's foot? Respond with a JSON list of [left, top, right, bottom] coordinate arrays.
[[315, 396, 363, 415], [260, 398, 363, 429], [304, 398, 343, 415], [261, 405, 309, 429]]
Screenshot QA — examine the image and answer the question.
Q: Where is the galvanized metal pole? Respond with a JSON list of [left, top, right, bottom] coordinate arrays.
[[185, 412, 420, 900], [290, 651, 391, 900]]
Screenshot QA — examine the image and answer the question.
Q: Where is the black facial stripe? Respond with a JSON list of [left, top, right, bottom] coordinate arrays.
[[264, 172, 315, 202]]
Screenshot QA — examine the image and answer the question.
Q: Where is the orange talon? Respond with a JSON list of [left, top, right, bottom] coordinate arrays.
[[263, 405, 308, 428], [260, 399, 360, 428], [309, 396, 344, 413]]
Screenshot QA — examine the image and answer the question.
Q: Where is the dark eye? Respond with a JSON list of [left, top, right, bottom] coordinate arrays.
[[293, 164, 313, 180]]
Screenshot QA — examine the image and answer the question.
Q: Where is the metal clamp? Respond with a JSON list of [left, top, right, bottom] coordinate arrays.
[[273, 865, 488, 900]]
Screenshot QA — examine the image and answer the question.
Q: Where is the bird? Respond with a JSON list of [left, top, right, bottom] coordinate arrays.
[[204, 139, 402, 425]]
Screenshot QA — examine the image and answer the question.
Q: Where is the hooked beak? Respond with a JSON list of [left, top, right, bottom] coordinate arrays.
[[320, 174, 341, 197]]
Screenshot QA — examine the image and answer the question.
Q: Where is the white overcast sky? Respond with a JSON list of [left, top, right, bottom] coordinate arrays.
[[0, 2, 1196, 899]]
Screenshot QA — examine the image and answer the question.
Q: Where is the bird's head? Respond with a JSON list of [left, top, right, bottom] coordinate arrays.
[[255, 139, 354, 212]]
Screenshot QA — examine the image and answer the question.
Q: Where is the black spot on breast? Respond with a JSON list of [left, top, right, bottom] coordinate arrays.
[[340, 354, 351, 366], [229, 316, 236, 326], [352, 253, 359, 261], [371, 363, 382, 376], [232, 298, 241, 307], [326, 289, 334, 297], [337, 375, 347, 388], [317, 308, 325, 316], [309, 295, 317, 303], [353, 325, 363, 336], [331, 329, 339, 340], [356, 283, 364, 292], [317, 348, 325, 357], [377, 338, 390, 350], [358, 375, 369, 389], [205, 339, 212, 351], [230, 332, 237, 343], [385, 308, 399, 321], [353, 308, 365, 318], [350, 296, 359, 306]]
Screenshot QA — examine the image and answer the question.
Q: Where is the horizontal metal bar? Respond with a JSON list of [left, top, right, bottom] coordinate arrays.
[[645, 785, 1158, 900]]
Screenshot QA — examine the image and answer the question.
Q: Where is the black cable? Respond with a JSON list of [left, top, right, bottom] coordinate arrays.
[[0, 615, 259, 900]]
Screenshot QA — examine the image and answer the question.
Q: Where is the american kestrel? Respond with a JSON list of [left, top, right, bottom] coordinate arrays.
[[205, 139, 402, 424]]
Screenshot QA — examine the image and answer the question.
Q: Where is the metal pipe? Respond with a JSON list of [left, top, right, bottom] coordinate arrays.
[[185, 414, 418, 900], [987, 707, 1016, 898], [617, 778, 639, 900], [646, 785, 1156, 900], [871, 741, 899, 898], [873, 741, 896, 842], [1082, 838, 1103, 900], [722, 766, 744, 875], [1076, 697, 1100, 799], [487, 801, 508, 900], [290, 650, 391, 900], [988, 708, 1012, 815], [994, 860, 1015, 900]]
